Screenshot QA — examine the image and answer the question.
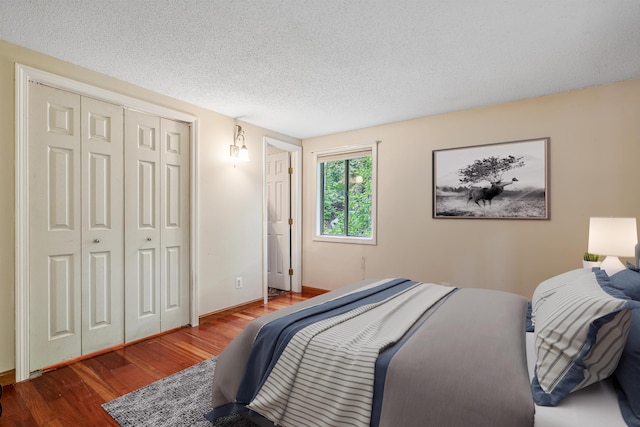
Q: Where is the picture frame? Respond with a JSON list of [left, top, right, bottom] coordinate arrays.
[[432, 138, 549, 219]]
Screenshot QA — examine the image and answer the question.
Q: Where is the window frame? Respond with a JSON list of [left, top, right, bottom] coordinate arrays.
[[313, 142, 378, 245]]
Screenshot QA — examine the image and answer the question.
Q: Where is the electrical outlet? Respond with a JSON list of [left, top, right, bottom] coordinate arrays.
[[235, 277, 243, 289]]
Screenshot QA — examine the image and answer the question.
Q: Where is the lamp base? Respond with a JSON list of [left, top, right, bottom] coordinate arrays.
[[599, 256, 626, 276]]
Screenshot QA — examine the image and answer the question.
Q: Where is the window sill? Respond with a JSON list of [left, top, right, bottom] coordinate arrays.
[[313, 235, 377, 245]]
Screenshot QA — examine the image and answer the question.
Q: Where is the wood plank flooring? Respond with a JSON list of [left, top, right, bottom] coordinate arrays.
[[0, 291, 312, 427]]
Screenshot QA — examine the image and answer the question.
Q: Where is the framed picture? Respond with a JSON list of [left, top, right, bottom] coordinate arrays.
[[432, 138, 549, 219]]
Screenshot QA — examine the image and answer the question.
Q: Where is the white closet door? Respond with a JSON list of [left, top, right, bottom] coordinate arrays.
[[29, 82, 82, 370], [159, 118, 190, 331], [124, 109, 161, 342], [267, 151, 291, 290], [27, 84, 190, 369], [80, 96, 124, 354]]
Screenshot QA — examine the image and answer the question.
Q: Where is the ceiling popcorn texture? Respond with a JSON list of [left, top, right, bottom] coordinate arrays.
[[1, 1, 639, 139]]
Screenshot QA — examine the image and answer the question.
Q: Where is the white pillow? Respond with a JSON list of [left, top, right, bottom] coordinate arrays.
[[531, 270, 637, 406], [531, 268, 593, 327]]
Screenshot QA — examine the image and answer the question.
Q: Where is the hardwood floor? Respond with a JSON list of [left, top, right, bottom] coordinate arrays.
[[0, 291, 313, 427]]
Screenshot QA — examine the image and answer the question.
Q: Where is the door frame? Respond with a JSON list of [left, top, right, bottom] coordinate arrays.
[[262, 137, 302, 303], [14, 64, 200, 381]]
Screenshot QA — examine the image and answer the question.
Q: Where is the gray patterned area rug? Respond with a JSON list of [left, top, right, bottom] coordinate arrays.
[[102, 357, 258, 427]]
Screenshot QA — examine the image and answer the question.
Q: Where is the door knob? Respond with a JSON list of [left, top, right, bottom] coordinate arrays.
[[147, 237, 152, 241], [93, 238, 100, 243]]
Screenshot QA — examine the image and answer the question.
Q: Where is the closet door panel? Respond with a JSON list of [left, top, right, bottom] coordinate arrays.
[[160, 118, 190, 331], [138, 248, 157, 312], [125, 109, 161, 342], [81, 96, 124, 354], [29, 82, 82, 371]]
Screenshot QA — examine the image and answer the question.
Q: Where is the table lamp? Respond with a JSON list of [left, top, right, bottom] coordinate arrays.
[[588, 217, 638, 275]]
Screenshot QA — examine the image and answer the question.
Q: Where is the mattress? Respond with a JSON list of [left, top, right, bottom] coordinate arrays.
[[526, 332, 626, 427]]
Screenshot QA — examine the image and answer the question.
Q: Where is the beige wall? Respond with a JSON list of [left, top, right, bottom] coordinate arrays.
[[302, 79, 640, 298], [0, 41, 300, 378]]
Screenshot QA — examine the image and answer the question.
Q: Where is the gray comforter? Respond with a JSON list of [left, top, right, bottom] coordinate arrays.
[[208, 279, 534, 427]]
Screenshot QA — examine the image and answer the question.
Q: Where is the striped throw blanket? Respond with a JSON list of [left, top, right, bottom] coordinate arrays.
[[246, 281, 454, 427]]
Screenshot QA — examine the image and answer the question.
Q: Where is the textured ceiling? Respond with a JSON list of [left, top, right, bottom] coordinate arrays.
[[1, 1, 640, 139]]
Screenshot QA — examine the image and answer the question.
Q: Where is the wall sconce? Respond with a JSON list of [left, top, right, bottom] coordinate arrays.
[[230, 125, 249, 162], [588, 217, 638, 275]]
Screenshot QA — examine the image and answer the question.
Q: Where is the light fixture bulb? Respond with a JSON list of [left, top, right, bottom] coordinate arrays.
[[239, 144, 249, 161]]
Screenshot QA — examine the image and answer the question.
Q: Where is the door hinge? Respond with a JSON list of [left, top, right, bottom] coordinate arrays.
[[288, 167, 293, 175], [288, 268, 294, 276], [288, 218, 293, 225]]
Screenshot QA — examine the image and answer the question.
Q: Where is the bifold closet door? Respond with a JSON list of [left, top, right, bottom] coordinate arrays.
[[159, 118, 190, 332], [80, 96, 125, 355], [29, 83, 82, 370], [124, 111, 190, 342], [28, 83, 125, 371], [124, 110, 162, 342]]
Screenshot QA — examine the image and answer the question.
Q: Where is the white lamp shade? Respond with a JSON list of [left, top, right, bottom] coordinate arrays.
[[239, 144, 249, 161], [588, 217, 638, 257]]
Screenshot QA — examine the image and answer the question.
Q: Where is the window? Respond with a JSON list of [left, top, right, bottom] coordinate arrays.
[[314, 143, 377, 244]]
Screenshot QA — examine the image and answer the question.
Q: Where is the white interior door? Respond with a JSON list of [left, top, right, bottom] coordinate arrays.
[[29, 82, 82, 370], [266, 151, 291, 291], [124, 109, 161, 342], [80, 96, 124, 354], [159, 118, 190, 331]]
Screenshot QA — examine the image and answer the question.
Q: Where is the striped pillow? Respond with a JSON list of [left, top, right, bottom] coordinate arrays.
[[531, 268, 594, 327], [532, 270, 638, 406]]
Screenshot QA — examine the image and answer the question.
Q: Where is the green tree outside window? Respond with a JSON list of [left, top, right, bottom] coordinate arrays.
[[321, 155, 372, 237]]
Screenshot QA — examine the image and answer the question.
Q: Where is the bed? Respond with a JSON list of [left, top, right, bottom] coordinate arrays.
[[206, 266, 640, 427]]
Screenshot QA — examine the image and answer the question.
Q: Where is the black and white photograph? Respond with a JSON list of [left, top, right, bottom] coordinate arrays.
[[433, 138, 549, 219]]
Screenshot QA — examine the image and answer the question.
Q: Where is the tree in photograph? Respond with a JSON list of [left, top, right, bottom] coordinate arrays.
[[458, 155, 524, 185]]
